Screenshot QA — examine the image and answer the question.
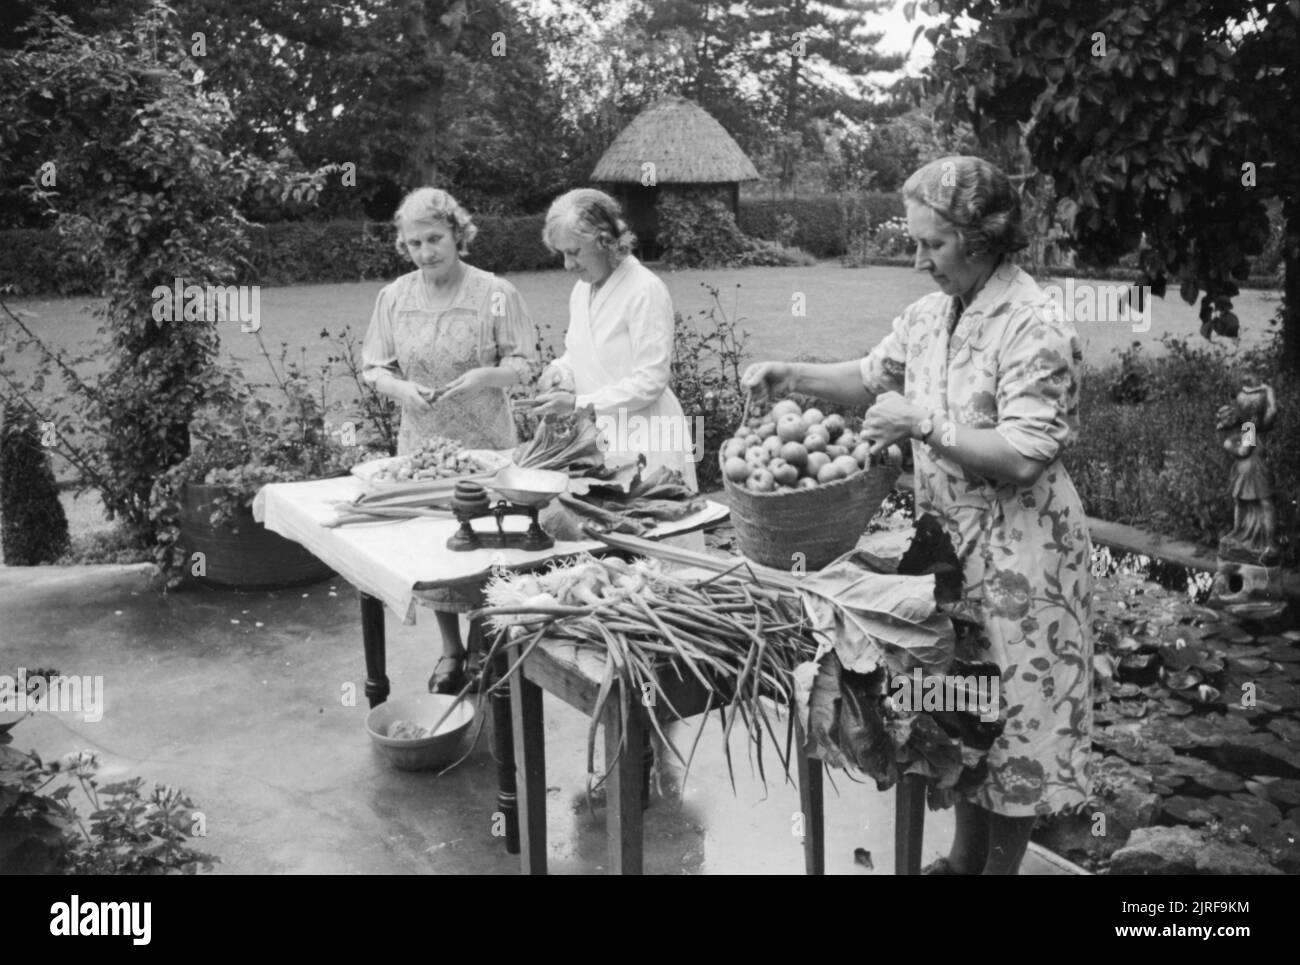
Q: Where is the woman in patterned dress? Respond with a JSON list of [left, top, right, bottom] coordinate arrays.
[[743, 156, 1092, 875], [363, 188, 538, 693]]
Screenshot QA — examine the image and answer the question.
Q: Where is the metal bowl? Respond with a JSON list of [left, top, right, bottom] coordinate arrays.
[[490, 465, 569, 508]]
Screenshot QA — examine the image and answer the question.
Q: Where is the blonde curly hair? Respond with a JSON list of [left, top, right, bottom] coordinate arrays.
[[542, 188, 636, 262], [393, 187, 478, 256]]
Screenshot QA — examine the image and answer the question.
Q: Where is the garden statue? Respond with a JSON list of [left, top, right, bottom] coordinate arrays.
[[1209, 384, 1285, 607]]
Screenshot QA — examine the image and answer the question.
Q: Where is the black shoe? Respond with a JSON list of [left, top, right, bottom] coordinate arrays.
[[428, 655, 466, 695]]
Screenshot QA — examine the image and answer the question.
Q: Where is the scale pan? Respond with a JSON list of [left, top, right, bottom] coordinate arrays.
[[490, 466, 569, 507]]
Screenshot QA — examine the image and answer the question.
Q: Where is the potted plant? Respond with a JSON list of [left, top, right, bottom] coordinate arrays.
[[150, 334, 391, 589]]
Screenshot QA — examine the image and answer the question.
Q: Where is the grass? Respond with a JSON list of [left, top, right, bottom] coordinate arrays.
[[2, 261, 1285, 553]]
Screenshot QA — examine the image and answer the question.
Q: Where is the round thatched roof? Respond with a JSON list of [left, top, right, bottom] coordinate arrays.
[[591, 96, 759, 184]]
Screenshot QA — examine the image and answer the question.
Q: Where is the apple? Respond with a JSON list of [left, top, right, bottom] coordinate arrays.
[[724, 457, 751, 483], [852, 442, 873, 467], [747, 468, 776, 493], [804, 427, 830, 453], [839, 431, 858, 449], [797, 477, 819, 490], [825, 444, 847, 459], [776, 414, 806, 443], [805, 451, 831, 477], [757, 421, 776, 439], [745, 445, 770, 466], [734, 424, 752, 439], [763, 435, 784, 459], [822, 414, 846, 440], [722, 438, 746, 461], [833, 454, 860, 477], [744, 434, 762, 449], [817, 462, 846, 484], [771, 400, 802, 420], [779, 441, 808, 468], [770, 459, 798, 487], [802, 408, 825, 427]]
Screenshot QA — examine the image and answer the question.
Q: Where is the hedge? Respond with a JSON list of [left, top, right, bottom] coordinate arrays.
[[0, 215, 558, 295], [738, 192, 905, 258]]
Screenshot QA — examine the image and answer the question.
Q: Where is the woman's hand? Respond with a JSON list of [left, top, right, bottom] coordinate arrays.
[[861, 391, 927, 455], [389, 379, 435, 412], [443, 366, 512, 397], [539, 361, 575, 393], [531, 390, 576, 417], [741, 361, 798, 400]]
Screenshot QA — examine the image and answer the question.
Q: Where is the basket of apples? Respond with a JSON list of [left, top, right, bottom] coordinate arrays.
[[719, 399, 899, 569]]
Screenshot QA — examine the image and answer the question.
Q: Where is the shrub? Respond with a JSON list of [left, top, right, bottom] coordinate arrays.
[[659, 192, 811, 269], [739, 192, 905, 260], [0, 403, 70, 564], [670, 284, 751, 490], [1064, 329, 1300, 562], [1, 703, 216, 874]]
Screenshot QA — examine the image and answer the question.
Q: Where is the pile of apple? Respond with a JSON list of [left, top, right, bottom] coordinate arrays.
[[721, 399, 872, 493]]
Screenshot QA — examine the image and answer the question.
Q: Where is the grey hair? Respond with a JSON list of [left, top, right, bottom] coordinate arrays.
[[902, 156, 1028, 258], [543, 188, 636, 261], [393, 187, 478, 256]]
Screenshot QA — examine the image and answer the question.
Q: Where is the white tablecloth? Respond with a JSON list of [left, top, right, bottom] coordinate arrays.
[[252, 476, 729, 625]]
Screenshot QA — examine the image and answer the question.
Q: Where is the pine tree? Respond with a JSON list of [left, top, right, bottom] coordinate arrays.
[[0, 403, 71, 565]]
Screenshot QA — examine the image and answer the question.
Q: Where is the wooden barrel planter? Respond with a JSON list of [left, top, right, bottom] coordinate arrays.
[[179, 482, 334, 590]]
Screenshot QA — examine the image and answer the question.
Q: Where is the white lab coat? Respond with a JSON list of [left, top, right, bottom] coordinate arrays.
[[549, 255, 700, 492]]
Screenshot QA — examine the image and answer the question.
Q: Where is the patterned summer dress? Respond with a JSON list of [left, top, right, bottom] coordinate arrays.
[[860, 262, 1094, 817], [363, 264, 538, 610]]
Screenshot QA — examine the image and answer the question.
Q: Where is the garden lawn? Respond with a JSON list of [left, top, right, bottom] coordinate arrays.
[[8, 262, 1282, 390]]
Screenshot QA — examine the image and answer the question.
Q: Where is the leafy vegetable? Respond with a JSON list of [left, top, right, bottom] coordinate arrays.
[[512, 405, 606, 473]]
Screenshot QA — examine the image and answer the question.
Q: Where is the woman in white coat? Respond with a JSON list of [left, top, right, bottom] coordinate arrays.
[[532, 189, 699, 493]]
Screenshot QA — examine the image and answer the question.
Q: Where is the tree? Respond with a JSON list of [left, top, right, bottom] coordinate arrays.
[[920, 0, 1297, 369], [0, 3, 327, 542]]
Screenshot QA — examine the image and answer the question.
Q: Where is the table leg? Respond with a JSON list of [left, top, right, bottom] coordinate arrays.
[[359, 592, 389, 708], [485, 625, 520, 855], [510, 662, 547, 874], [797, 754, 825, 876], [895, 774, 926, 875], [605, 695, 644, 875]]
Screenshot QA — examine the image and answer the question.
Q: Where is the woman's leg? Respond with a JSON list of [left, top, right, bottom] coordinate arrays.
[[430, 610, 466, 694], [982, 812, 1037, 875], [945, 799, 989, 874]]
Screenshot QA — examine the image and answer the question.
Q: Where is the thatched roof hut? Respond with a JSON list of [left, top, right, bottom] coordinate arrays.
[[592, 96, 758, 258]]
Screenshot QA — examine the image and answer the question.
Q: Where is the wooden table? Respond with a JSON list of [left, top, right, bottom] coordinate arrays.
[[508, 634, 827, 875], [252, 475, 728, 855]]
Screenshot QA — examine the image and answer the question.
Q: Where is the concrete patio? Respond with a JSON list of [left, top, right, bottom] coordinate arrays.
[[0, 562, 1076, 875]]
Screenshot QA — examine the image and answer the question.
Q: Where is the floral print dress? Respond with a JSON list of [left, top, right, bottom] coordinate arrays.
[[859, 262, 1093, 817], [363, 264, 537, 610]]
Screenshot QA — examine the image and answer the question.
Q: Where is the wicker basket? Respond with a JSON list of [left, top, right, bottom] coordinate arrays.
[[723, 463, 901, 570]]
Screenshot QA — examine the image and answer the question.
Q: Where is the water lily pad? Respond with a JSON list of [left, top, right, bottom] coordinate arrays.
[[1095, 727, 1176, 764], [1163, 667, 1208, 691], [1265, 645, 1300, 665], [1210, 793, 1283, 831], [1114, 635, 1146, 654], [1268, 718, 1300, 743], [1228, 656, 1275, 675], [1117, 699, 1150, 719], [1160, 698, 1194, 717], [1256, 778, 1300, 807], [1145, 762, 1189, 789], [1190, 767, 1246, 794], [1164, 795, 1214, 824], [1113, 682, 1144, 699], [1253, 678, 1300, 709], [1282, 629, 1300, 642]]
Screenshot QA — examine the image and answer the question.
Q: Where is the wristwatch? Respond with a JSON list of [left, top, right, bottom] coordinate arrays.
[[914, 409, 947, 444]]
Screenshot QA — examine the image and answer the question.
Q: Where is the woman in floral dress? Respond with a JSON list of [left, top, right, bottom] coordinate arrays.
[[744, 156, 1092, 875], [363, 187, 538, 693]]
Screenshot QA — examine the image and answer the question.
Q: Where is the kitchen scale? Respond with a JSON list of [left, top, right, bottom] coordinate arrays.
[[445, 468, 568, 552]]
